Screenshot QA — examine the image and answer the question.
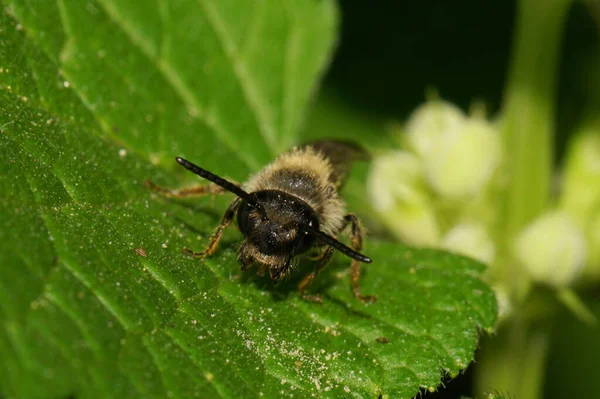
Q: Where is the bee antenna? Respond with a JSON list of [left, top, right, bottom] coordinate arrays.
[[304, 228, 372, 264], [175, 157, 266, 216]]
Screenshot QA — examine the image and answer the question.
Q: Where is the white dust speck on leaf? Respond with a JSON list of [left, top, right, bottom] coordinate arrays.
[[150, 153, 160, 165]]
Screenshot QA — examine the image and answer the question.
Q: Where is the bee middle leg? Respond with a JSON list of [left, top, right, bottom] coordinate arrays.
[[343, 213, 377, 303], [183, 197, 242, 258], [298, 246, 334, 303]]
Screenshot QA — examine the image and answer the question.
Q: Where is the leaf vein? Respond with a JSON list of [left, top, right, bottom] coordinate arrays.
[[196, 0, 278, 155], [74, 0, 259, 170], [164, 326, 255, 398], [281, 1, 299, 150]]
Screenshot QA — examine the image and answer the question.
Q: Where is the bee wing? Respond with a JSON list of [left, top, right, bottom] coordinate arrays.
[[300, 140, 370, 188]]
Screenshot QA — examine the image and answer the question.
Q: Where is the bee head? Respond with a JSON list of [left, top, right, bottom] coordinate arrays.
[[237, 191, 319, 279]]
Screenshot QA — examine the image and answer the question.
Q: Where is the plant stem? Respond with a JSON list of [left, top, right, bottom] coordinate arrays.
[[475, 314, 551, 399], [500, 0, 572, 240], [480, 0, 573, 398], [517, 328, 550, 399]]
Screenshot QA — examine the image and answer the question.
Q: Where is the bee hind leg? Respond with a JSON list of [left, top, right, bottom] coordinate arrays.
[[298, 246, 334, 303]]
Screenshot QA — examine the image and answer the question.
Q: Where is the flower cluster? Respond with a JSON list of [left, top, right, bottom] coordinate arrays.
[[368, 99, 600, 320]]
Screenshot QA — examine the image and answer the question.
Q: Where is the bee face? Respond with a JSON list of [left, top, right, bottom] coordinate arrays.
[[237, 190, 319, 262]]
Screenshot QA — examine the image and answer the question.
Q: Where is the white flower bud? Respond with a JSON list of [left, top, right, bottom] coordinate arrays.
[[493, 284, 513, 322], [513, 211, 587, 287], [441, 222, 496, 264], [423, 117, 502, 199], [583, 212, 600, 278], [404, 100, 466, 158], [560, 127, 600, 226], [368, 151, 440, 246]]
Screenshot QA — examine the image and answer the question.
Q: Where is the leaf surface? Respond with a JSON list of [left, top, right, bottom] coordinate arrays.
[[0, 2, 496, 398]]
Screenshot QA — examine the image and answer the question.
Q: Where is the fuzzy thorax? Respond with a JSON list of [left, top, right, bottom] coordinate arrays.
[[243, 146, 346, 235]]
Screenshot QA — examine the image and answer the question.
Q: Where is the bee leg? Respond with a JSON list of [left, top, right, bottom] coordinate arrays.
[[298, 246, 334, 303], [183, 197, 242, 258], [239, 251, 254, 272], [256, 263, 268, 277], [145, 180, 239, 198], [344, 214, 377, 303]]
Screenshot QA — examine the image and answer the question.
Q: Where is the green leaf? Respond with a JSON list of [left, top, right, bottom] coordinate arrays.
[[0, 1, 497, 398]]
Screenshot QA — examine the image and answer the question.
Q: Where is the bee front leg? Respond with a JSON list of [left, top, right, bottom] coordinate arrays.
[[343, 214, 377, 303], [183, 197, 242, 259], [298, 246, 334, 303]]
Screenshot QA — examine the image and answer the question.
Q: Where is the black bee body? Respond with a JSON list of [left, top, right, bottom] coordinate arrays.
[[148, 140, 376, 303]]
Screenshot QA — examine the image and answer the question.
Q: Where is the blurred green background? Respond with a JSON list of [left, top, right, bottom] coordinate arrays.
[[309, 0, 598, 160], [304, 1, 600, 398]]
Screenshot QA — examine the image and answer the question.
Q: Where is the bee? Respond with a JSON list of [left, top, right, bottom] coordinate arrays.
[[147, 140, 376, 303]]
